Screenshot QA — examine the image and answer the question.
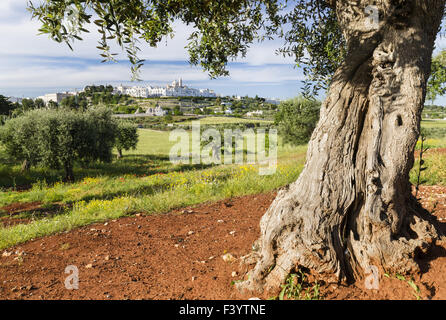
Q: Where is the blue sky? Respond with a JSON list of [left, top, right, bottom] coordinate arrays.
[[1, 0, 446, 104], [0, 1, 303, 100]]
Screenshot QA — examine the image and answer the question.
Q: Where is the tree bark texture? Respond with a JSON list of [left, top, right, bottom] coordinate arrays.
[[238, 0, 446, 293]]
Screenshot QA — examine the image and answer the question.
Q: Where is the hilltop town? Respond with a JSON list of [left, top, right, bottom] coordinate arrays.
[[34, 78, 217, 105], [115, 78, 216, 99]]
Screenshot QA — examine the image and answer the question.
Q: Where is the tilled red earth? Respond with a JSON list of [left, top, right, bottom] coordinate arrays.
[[0, 186, 445, 300]]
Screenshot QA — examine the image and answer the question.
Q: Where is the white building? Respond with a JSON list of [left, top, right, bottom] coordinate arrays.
[[114, 78, 217, 98], [37, 92, 74, 105], [225, 107, 234, 115], [145, 105, 167, 116], [246, 110, 264, 117]]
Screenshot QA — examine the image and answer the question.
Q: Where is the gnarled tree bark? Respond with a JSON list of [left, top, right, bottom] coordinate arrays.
[[238, 0, 446, 293]]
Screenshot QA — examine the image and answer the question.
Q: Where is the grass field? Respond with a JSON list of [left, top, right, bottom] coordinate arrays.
[[421, 119, 446, 128], [0, 127, 306, 250], [0, 119, 445, 250], [129, 129, 176, 156]]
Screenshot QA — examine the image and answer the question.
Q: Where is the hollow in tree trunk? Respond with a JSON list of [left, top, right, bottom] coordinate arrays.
[[238, 0, 446, 294]]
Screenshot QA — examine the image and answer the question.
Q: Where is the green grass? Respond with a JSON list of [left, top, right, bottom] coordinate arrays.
[[0, 129, 176, 189], [421, 119, 446, 128], [411, 133, 446, 186], [0, 121, 445, 251], [127, 129, 177, 156], [274, 269, 321, 300], [0, 125, 307, 250], [0, 128, 299, 190], [420, 120, 446, 140], [0, 156, 306, 250], [411, 153, 446, 186]]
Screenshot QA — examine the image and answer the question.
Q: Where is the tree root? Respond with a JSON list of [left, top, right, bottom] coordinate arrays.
[[236, 189, 442, 295]]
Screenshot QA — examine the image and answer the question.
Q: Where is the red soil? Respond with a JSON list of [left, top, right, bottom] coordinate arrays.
[[0, 186, 445, 300], [0, 202, 66, 228], [0, 201, 42, 215], [414, 148, 446, 157]]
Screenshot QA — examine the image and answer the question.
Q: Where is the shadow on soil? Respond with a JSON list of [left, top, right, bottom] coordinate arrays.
[[0, 202, 68, 227]]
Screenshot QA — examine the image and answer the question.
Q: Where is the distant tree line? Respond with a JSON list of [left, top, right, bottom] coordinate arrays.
[[0, 95, 47, 118], [422, 104, 446, 119], [60, 87, 131, 111]]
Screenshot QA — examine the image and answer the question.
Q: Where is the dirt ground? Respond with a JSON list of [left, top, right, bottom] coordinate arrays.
[[0, 186, 445, 300]]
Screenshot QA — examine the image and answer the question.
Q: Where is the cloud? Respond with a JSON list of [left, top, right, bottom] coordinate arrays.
[[5, 1, 444, 103], [228, 64, 303, 83], [0, 0, 29, 23], [0, 57, 300, 87], [0, 1, 293, 65], [0, 1, 301, 98]]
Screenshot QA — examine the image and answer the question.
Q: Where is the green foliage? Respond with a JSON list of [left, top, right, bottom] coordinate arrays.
[[0, 95, 16, 116], [427, 50, 446, 104], [113, 104, 138, 114], [385, 273, 422, 300], [27, 0, 341, 92], [60, 86, 128, 111], [24, 1, 446, 98], [115, 121, 139, 157], [21, 98, 37, 111], [0, 153, 306, 250], [34, 98, 45, 109], [280, 2, 345, 96], [84, 85, 114, 94], [0, 107, 117, 181], [164, 114, 173, 122], [60, 95, 85, 110], [275, 97, 321, 145], [277, 269, 321, 300], [173, 105, 183, 116], [0, 112, 41, 167], [422, 105, 446, 120], [1, 97, 46, 118]]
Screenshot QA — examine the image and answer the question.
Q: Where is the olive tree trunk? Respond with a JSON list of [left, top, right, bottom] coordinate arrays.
[[239, 0, 446, 293], [21, 159, 30, 172], [64, 162, 75, 183]]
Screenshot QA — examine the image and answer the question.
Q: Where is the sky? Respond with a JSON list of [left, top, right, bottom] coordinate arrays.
[[1, 0, 446, 104]]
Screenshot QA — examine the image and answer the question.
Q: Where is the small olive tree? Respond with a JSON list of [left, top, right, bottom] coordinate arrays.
[[0, 107, 117, 181], [0, 111, 41, 171], [115, 120, 139, 158], [274, 97, 321, 146]]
